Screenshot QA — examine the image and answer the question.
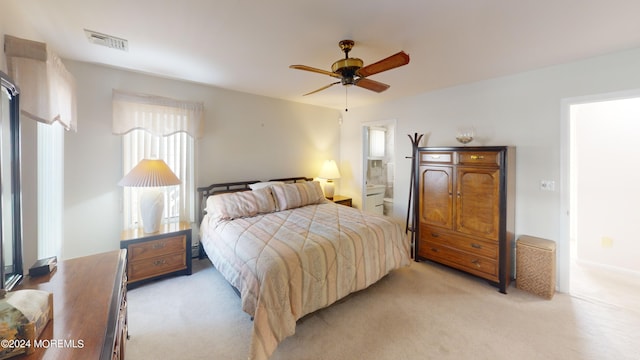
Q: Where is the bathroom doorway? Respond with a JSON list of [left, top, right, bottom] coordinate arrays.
[[362, 119, 396, 215]]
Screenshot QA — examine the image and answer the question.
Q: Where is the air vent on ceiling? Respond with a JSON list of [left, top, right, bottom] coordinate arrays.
[[84, 29, 128, 51]]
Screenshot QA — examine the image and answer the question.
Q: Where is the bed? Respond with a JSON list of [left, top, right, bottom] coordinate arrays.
[[198, 178, 410, 360]]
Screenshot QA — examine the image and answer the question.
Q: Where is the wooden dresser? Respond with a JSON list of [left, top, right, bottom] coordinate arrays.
[[415, 146, 515, 293], [120, 221, 192, 288], [14, 250, 128, 359]]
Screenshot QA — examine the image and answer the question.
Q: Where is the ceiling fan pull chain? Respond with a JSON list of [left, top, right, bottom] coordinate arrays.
[[345, 86, 349, 112]]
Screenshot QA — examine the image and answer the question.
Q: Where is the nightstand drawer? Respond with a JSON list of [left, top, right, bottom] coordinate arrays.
[[129, 235, 186, 261], [129, 252, 186, 282]]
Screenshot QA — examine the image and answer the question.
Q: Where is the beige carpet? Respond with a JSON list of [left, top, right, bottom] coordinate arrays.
[[126, 259, 640, 360]]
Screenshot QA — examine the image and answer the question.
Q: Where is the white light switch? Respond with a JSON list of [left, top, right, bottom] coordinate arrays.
[[540, 180, 555, 191]]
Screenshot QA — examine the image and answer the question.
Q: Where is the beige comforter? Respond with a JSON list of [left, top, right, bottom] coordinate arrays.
[[200, 201, 410, 360]]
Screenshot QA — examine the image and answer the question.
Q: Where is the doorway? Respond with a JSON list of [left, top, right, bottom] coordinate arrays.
[[362, 119, 396, 215], [561, 90, 640, 308]]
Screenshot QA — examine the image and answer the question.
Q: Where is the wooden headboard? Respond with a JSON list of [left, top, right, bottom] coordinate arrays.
[[197, 177, 314, 222], [268, 177, 313, 183]]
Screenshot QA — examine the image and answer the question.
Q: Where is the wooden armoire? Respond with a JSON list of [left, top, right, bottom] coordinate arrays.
[[414, 146, 515, 293]]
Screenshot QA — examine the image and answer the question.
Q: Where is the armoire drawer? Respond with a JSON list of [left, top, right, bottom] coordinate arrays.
[[419, 151, 453, 164], [421, 227, 498, 260], [420, 241, 498, 280], [458, 151, 501, 167]]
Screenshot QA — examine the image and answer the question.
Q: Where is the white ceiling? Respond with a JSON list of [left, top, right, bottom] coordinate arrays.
[[4, 0, 640, 110]]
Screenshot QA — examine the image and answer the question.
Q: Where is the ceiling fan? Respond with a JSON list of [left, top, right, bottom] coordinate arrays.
[[290, 40, 410, 96]]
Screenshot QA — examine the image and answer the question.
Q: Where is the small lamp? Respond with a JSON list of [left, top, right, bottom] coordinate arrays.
[[118, 159, 181, 233], [318, 160, 341, 199]]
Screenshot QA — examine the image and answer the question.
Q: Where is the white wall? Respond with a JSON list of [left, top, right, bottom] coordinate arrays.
[[341, 47, 640, 290], [61, 60, 340, 260]]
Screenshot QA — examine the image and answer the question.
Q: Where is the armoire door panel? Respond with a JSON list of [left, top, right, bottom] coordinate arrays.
[[419, 166, 453, 229], [456, 168, 500, 240]]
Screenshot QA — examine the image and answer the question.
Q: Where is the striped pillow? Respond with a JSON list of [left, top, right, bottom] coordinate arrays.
[[207, 187, 276, 221], [271, 181, 324, 210]]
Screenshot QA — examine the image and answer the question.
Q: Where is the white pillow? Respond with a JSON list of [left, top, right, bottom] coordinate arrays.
[[249, 181, 284, 190]]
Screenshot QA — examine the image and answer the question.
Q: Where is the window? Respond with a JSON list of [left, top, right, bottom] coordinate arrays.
[[122, 130, 195, 229], [113, 90, 204, 230], [37, 120, 64, 258], [6, 35, 77, 260], [368, 127, 386, 158]]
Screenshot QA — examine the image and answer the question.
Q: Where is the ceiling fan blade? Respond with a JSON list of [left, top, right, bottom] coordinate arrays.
[[303, 81, 341, 96], [356, 51, 410, 78], [355, 78, 390, 93], [290, 65, 342, 79]]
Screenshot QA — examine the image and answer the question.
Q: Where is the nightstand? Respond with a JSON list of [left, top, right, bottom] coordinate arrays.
[[120, 221, 192, 288], [330, 195, 352, 207]]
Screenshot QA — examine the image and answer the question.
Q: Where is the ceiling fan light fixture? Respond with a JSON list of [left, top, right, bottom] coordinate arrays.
[[341, 76, 355, 86], [290, 39, 409, 97]]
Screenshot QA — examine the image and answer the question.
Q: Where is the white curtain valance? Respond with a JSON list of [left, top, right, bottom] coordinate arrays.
[[4, 35, 78, 131], [112, 90, 204, 139]]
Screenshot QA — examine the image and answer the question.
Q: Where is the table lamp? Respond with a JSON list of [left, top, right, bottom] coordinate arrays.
[[118, 159, 181, 233], [318, 159, 341, 199]]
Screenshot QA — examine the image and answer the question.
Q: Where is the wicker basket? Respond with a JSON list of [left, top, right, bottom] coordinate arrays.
[[516, 235, 556, 299]]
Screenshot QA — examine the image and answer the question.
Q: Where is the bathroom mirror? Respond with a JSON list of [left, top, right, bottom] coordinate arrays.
[[0, 71, 23, 291], [368, 127, 386, 159]]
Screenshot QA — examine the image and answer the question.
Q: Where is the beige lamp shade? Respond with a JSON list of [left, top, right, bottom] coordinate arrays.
[[318, 160, 341, 180], [118, 159, 181, 233], [318, 160, 341, 199], [118, 159, 181, 187]]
